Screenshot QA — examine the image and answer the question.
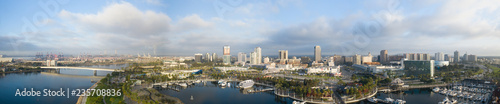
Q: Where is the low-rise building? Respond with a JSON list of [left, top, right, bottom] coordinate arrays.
[[306, 66, 341, 76], [404, 60, 435, 77], [214, 67, 249, 72], [0, 58, 13, 62], [353, 64, 403, 74]]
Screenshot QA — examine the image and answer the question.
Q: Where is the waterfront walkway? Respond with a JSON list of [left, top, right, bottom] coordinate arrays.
[[379, 83, 449, 92], [76, 80, 100, 104], [343, 88, 378, 103]]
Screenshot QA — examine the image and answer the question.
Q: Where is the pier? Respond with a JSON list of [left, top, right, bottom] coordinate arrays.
[[379, 83, 449, 92], [247, 88, 274, 93]]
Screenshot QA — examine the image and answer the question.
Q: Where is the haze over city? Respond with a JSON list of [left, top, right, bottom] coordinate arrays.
[[1, 0, 500, 56]]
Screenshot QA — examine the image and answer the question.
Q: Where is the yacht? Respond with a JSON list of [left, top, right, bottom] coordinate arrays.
[[218, 80, 225, 84], [438, 97, 451, 104], [162, 83, 168, 88], [385, 97, 394, 103], [219, 81, 227, 87], [292, 101, 306, 104], [179, 83, 188, 87], [394, 99, 406, 104], [450, 98, 458, 104], [194, 80, 201, 83], [367, 97, 378, 103], [433, 87, 441, 92], [238, 80, 255, 89]]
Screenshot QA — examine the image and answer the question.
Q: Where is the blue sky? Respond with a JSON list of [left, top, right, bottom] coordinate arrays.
[[1, 0, 499, 56]]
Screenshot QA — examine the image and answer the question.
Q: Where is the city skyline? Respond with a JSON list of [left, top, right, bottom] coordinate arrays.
[[1, 0, 500, 56]]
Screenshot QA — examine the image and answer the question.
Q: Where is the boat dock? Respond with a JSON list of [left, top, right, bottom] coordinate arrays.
[[379, 83, 449, 92], [247, 88, 274, 93]]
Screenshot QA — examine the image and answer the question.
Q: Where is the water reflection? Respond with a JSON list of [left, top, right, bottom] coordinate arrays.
[[158, 81, 293, 104]]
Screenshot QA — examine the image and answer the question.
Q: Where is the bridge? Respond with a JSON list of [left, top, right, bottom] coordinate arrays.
[[40, 66, 123, 72], [41, 72, 105, 79]]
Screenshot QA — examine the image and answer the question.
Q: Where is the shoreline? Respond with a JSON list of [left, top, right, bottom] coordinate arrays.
[[0, 69, 43, 74], [76, 80, 100, 104]]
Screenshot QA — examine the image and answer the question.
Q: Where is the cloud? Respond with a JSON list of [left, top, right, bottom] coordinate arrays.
[[59, 2, 171, 36], [173, 14, 213, 32], [58, 1, 173, 52]]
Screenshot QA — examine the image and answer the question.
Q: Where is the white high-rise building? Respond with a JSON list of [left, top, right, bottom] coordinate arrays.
[[255, 47, 262, 64], [250, 52, 257, 64], [205, 53, 212, 62], [212, 53, 217, 61], [435, 52, 444, 61], [238, 52, 246, 63], [354, 54, 362, 65]]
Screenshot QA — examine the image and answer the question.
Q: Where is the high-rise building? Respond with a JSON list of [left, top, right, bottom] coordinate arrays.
[[279, 50, 288, 60], [404, 53, 430, 61], [205, 53, 211, 62], [255, 47, 262, 64], [435, 52, 444, 61], [468, 54, 477, 62], [353, 54, 362, 65], [314, 46, 321, 62], [423, 53, 431, 60], [444, 54, 450, 61], [195, 53, 203, 63], [223, 45, 231, 65], [463, 53, 468, 62], [333, 55, 344, 65], [238, 52, 246, 63], [250, 52, 257, 64], [454, 50, 460, 63], [212, 53, 217, 61], [380, 50, 388, 64]]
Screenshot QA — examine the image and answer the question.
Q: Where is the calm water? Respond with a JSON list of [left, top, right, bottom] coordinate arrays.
[[0, 64, 128, 104], [159, 81, 295, 104]]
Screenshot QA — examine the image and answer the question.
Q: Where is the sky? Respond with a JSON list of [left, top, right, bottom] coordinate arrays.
[[0, 0, 499, 56]]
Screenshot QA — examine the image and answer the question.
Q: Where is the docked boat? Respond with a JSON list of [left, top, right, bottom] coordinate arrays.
[[292, 101, 306, 104], [218, 80, 225, 84], [384, 97, 394, 103], [433, 87, 440, 92], [394, 99, 406, 104], [179, 83, 188, 87], [238, 80, 255, 89], [438, 97, 452, 104], [367, 97, 378, 103], [195, 80, 201, 83], [162, 83, 168, 88], [219, 81, 227, 87]]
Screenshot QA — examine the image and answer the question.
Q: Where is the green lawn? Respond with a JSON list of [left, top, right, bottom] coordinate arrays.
[[485, 64, 500, 72]]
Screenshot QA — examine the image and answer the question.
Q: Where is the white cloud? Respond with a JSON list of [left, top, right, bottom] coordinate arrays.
[[59, 2, 172, 36], [173, 14, 213, 32]]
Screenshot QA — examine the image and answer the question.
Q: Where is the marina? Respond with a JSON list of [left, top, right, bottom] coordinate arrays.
[[356, 80, 496, 104], [157, 81, 294, 104]]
